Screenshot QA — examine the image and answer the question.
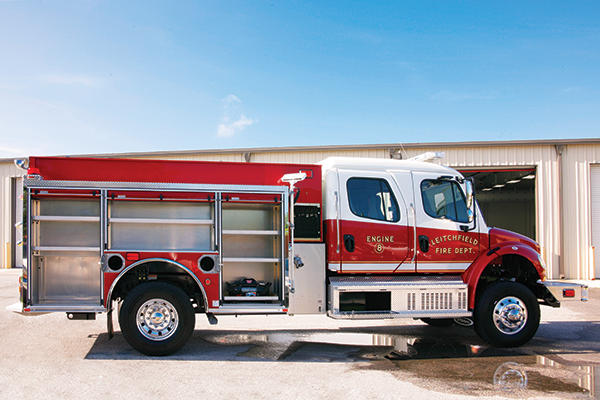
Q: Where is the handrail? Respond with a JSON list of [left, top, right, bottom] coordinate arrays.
[[411, 203, 417, 264]]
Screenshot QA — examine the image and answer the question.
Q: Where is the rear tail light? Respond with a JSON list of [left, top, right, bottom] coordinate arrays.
[[563, 289, 575, 298]]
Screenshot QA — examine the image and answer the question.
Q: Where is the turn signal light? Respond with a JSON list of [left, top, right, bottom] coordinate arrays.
[[563, 289, 575, 298]]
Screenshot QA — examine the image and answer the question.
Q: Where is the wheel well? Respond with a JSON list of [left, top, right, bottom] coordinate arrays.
[[476, 254, 542, 300], [110, 261, 206, 313]]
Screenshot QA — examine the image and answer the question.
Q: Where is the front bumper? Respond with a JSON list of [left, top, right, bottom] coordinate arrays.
[[542, 280, 588, 302]]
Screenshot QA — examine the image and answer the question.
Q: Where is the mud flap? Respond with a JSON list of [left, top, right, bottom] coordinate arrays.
[[107, 302, 114, 340]]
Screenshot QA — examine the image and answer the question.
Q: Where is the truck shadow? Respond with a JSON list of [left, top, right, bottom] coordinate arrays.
[[85, 321, 599, 397], [85, 320, 600, 363]]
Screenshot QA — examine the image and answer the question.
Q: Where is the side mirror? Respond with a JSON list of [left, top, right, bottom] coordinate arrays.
[[465, 180, 475, 222]]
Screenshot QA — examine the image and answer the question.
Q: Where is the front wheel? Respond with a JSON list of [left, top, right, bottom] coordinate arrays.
[[474, 281, 540, 347], [119, 282, 195, 356]]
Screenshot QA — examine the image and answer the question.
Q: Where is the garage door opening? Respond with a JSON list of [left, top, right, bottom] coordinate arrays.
[[460, 169, 536, 241]]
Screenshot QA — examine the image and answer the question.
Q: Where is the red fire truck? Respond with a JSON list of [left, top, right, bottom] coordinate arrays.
[[10, 155, 587, 355]]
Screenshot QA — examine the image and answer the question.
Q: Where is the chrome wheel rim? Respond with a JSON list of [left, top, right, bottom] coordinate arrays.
[[136, 298, 179, 341], [493, 296, 527, 335]]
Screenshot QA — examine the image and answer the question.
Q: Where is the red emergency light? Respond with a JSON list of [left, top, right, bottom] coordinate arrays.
[[563, 289, 575, 298]]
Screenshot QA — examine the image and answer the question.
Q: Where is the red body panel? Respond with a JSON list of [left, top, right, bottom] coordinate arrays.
[[103, 251, 220, 306], [462, 228, 546, 309], [29, 156, 322, 206], [416, 227, 484, 271], [489, 227, 541, 254], [337, 219, 411, 273]]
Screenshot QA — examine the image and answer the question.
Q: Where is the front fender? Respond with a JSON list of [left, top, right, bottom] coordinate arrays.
[[462, 243, 545, 309]]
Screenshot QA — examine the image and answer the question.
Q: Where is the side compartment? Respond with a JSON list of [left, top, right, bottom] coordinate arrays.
[[289, 243, 326, 314], [28, 195, 104, 312], [328, 275, 471, 319], [219, 198, 287, 312]]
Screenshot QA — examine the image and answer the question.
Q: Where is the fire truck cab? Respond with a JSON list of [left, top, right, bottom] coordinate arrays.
[[11, 155, 587, 356]]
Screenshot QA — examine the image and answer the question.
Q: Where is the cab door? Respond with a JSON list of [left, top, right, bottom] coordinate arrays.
[[337, 170, 412, 273], [412, 172, 480, 273]]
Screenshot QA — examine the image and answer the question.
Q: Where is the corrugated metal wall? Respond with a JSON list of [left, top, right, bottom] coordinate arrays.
[[591, 165, 600, 279], [133, 149, 389, 163], [0, 162, 24, 268], [408, 145, 562, 279], [561, 145, 600, 279], [2, 141, 599, 279]]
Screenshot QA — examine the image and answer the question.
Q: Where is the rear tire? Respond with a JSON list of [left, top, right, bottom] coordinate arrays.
[[119, 282, 195, 356], [474, 281, 540, 347]]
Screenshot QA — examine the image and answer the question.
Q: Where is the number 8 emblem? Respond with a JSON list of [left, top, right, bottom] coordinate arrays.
[[374, 243, 384, 254]]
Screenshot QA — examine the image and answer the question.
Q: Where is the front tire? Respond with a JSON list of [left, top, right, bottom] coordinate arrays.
[[474, 282, 540, 347], [119, 282, 195, 356]]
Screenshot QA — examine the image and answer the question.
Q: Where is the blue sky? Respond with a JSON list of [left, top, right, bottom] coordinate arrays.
[[1, 1, 599, 158]]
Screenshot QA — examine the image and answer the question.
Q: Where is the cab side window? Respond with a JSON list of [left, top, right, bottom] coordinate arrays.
[[347, 178, 399, 222], [421, 180, 469, 223]]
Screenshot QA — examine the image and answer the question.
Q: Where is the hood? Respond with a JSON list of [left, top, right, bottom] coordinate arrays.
[[489, 227, 540, 253]]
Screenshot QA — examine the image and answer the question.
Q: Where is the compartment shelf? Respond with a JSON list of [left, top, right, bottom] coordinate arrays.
[[223, 296, 279, 301], [222, 230, 279, 235], [109, 217, 213, 225], [32, 216, 100, 222], [33, 246, 100, 252], [222, 257, 280, 263]]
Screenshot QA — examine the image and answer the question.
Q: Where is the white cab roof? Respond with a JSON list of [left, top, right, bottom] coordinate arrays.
[[318, 157, 461, 176]]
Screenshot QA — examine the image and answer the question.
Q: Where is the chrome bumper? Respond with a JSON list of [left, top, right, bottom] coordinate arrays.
[[542, 281, 588, 302]]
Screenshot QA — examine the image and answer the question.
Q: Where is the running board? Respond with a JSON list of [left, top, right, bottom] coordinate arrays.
[[8, 302, 105, 315], [328, 275, 471, 320], [210, 303, 288, 315]]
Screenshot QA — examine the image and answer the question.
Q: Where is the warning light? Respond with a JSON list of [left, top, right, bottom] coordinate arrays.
[[563, 289, 575, 298], [205, 279, 211, 286]]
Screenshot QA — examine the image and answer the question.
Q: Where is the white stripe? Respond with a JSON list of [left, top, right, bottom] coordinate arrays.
[[326, 263, 414, 272], [418, 263, 470, 271]]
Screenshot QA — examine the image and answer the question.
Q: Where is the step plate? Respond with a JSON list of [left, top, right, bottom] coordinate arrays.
[[328, 275, 472, 320]]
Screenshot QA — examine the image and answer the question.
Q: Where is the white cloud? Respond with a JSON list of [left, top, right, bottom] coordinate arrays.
[[223, 94, 241, 105], [216, 95, 257, 138], [217, 115, 256, 138]]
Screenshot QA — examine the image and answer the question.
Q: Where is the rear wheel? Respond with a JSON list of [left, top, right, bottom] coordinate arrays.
[[119, 282, 195, 356], [474, 281, 540, 347]]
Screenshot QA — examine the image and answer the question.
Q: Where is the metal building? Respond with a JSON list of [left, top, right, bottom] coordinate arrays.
[[2, 138, 600, 280]]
